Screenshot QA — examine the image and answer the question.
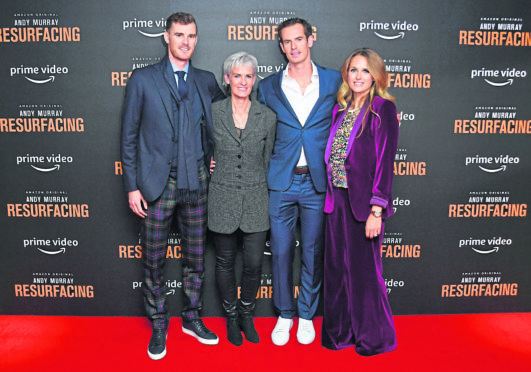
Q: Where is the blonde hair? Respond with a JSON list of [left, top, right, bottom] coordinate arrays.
[[337, 48, 394, 135]]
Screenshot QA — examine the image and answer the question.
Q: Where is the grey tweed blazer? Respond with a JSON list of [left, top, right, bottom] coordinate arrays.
[[208, 97, 277, 234]]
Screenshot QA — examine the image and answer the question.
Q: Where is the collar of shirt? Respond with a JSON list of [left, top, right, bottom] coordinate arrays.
[[171, 62, 189, 86], [282, 61, 318, 83]]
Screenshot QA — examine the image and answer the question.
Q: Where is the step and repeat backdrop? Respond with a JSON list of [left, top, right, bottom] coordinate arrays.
[[0, 0, 529, 317]]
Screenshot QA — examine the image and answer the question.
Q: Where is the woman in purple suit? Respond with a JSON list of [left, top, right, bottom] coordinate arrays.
[[322, 48, 399, 356]]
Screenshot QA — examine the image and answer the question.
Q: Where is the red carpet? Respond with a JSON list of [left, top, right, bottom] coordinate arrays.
[[1, 314, 530, 371]]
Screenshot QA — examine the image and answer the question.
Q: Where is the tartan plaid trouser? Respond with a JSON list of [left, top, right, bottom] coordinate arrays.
[[140, 165, 208, 329]]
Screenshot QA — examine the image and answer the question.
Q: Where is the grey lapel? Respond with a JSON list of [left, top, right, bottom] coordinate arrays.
[[240, 99, 262, 141], [217, 98, 241, 142]]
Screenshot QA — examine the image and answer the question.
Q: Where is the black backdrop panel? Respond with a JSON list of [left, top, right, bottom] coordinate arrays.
[[0, 0, 529, 316]]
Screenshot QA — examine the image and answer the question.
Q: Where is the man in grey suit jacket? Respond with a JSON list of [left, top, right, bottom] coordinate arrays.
[[121, 12, 224, 360], [258, 18, 341, 346]]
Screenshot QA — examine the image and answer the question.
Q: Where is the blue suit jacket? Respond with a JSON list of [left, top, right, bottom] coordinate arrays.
[[257, 64, 341, 192], [120, 56, 224, 202]]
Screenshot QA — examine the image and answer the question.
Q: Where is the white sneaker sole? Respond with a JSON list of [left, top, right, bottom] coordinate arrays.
[[147, 347, 167, 360], [297, 332, 316, 345]]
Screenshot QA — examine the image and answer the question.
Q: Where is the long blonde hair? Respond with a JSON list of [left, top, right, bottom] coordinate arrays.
[[337, 48, 394, 135]]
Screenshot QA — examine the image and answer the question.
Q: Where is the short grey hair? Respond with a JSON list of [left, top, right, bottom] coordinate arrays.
[[223, 51, 258, 78]]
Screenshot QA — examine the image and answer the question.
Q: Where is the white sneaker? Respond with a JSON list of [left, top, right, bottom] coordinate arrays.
[[271, 316, 293, 346], [297, 318, 315, 345]]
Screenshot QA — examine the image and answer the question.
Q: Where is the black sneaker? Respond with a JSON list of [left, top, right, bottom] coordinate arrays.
[[147, 328, 167, 360], [182, 319, 219, 345]]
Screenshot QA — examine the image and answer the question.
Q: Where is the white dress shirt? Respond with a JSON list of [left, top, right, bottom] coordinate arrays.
[[281, 62, 320, 167]]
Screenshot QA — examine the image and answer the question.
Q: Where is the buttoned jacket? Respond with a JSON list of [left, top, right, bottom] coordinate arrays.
[[120, 56, 225, 202], [208, 97, 277, 234]]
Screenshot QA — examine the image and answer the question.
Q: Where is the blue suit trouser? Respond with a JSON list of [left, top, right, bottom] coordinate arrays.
[[269, 173, 325, 319]]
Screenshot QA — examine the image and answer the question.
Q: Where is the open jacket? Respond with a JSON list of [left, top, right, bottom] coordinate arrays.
[[324, 96, 399, 221], [257, 64, 342, 192]]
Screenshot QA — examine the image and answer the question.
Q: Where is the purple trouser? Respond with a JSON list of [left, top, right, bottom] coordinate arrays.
[[322, 187, 397, 356]]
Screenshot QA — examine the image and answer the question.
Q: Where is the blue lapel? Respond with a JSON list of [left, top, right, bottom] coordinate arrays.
[[271, 69, 301, 127], [304, 64, 330, 128]]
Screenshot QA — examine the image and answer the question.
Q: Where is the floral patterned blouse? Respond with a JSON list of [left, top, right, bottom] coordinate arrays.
[[329, 108, 361, 188]]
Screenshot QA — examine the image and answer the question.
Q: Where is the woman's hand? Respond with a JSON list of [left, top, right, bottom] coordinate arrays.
[[365, 211, 382, 239], [210, 158, 216, 174]]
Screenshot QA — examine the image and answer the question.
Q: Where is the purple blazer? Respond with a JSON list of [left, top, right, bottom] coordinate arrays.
[[324, 96, 399, 221]]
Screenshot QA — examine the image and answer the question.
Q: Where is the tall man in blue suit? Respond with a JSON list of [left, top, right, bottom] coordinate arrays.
[[121, 12, 224, 360], [258, 18, 341, 346]]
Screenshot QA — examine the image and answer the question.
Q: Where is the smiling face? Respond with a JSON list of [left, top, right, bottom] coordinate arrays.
[[225, 64, 256, 100], [347, 55, 374, 102], [279, 23, 313, 66], [164, 22, 197, 68]]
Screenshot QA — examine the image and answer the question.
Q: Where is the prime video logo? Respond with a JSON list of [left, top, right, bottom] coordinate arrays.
[[17, 153, 73, 172], [122, 17, 166, 37], [465, 154, 519, 173], [471, 67, 527, 86], [359, 20, 419, 40], [10, 64, 69, 84]]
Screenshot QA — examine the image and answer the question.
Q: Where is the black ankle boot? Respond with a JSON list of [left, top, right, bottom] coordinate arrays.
[[238, 300, 259, 343], [223, 300, 243, 346], [227, 317, 243, 346]]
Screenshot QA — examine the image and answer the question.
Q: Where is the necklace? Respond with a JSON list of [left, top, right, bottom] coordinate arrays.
[[232, 100, 251, 130]]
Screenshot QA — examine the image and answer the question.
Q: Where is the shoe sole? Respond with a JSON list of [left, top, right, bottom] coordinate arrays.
[[147, 348, 167, 360], [296, 334, 316, 345], [182, 326, 219, 345], [272, 335, 290, 346]]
